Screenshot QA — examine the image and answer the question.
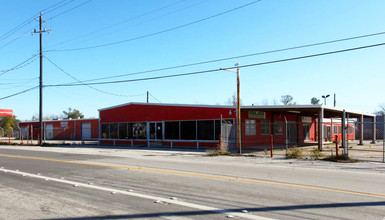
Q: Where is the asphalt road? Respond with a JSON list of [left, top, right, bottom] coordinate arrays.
[[0, 146, 385, 220]]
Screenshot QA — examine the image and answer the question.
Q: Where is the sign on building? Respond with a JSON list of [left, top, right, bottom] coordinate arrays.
[[302, 116, 312, 123], [248, 111, 265, 119], [60, 121, 69, 128], [0, 109, 13, 117]]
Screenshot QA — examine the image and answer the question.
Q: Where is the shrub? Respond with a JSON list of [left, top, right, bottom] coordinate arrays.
[[286, 146, 303, 159], [311, 147, 325, 159], [205, 148, 220, 156], [323, 154, 358, 163]]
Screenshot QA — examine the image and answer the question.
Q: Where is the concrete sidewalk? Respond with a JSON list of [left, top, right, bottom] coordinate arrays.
[[1, 144, 385, 174]]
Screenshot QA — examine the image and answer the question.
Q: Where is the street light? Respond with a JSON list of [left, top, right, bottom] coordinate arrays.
[[220, 63, 241, 154], [322, 94, 330, 105]]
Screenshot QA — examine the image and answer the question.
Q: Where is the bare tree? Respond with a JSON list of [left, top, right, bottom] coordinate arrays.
[[281, 95, 295, 105], [374, 104, 385, 116], [226, 93, 242, 106]]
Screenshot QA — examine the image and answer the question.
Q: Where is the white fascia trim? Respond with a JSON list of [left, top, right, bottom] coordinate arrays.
[[20, 118, 99, 124], [98, 102, 235, 111]]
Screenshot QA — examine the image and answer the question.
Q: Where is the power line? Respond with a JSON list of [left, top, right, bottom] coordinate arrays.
[[0, 16, 37, 43], [59, 30, 385, 84], [47, 0, 93, 20], [44, 41, 385, 87], [3, 41, 385, 101], [45, 0, 188, 49], [46, 0, 262, 52], [0, 54, 38, 75], [0, 0, 70, 44], [0, 86, 39, 101], [44, 56, 147, 97], [0, 26, 38, 51], [43, 0, 74, 15], [0, 78, 38, 90], [149, 93, 162, 103], [49, 1, 209, 50]]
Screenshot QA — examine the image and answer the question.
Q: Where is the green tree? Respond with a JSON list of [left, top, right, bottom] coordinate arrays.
[[0, 116, 20, 136], [62, 108, 84, 119], [311, 97, 320, 105]]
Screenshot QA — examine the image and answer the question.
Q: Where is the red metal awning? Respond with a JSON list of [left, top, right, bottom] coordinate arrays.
[[0, 109, 13, 116]]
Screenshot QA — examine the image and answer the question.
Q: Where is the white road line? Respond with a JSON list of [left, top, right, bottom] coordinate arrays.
[[159, 214, 193, 220], [1, 168, 274, 220]]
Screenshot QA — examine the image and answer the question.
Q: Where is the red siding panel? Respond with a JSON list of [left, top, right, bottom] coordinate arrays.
[[100, 104, 235, 123]]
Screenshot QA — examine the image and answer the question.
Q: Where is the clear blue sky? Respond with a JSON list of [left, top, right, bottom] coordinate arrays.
[[1, 0, 385, 120]]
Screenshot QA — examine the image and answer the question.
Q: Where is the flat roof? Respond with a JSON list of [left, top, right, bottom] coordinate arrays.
[[20, 118, 98, 123], [98, 102, 375, 118], [98, 102, 235, 111]]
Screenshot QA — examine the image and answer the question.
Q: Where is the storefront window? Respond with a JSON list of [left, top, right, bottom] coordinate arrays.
[[273, 121, 283, 135], [261, 120, 270, 135], [165, 121, 179, 139], [181, 121, 196, 140], [198, 120, 214, 140], [245, 120, 256, 135], [132, 122, 146, 139], [110, 124, 118, 139], [101, 124, 109, 139]]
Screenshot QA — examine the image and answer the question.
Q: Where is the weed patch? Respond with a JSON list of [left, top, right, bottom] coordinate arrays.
[[286, 146, 303, 159], [311, 147, 325, 159], [323, 154, 359, 163]]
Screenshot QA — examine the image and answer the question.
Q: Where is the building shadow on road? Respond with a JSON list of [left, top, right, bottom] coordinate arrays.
[[50, 201, 385, 219]]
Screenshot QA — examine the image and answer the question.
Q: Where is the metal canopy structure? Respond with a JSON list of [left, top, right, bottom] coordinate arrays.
[[242, 105, 374, 118], [241, 105, 376, 150]]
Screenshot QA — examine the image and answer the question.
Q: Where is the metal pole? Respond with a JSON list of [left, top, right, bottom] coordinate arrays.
[[333, 93, 336, 107], [284, 117, 288, 154], [147, 91, 149, 103], [32, 12, 49, 146], [220, 114, 222, 154], [39, 12, 43, 146], [342, 110, 347, 155], [236, 67, 241, 154], [346, 114, 349, 156], [383, 122, 384, 163]]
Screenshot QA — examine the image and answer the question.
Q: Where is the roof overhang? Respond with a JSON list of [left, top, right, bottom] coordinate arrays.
[[98, 102, 235, 112], [241, 105, 375, 118]]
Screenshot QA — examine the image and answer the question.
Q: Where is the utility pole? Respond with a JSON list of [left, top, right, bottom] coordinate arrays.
[[33, 12, 49, 146], [147, 91, 149, 103], [334, 93, 336, 107], [220, 63, 241, 154], [236, 65, 241, 154]]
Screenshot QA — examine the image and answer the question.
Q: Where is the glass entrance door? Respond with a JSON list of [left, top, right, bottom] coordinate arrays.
[[303, 124, 310, 141], [149, 122, 163, 140], [287, 122, 297, 143]]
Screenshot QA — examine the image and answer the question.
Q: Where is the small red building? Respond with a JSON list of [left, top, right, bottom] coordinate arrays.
[[18, 103, 375, 150], [19, 118, 99, 140], [98, 103, 375, 150], [322, 119, 355, 141], [98, 103, 235, 148]]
